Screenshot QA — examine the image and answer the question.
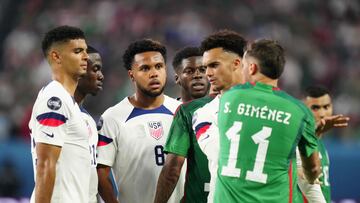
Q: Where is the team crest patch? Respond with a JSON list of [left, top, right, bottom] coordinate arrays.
[[148, 121, 164, 140], [47, 97, 62, 110]]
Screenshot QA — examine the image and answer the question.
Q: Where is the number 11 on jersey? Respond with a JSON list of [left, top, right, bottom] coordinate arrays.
[[221, 121, 272, 184]]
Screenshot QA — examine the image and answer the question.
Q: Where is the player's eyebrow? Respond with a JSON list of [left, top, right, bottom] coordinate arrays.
[[205, 61, 219, 68]]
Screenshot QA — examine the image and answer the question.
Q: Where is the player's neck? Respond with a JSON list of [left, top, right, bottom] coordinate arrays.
[[52, 73, 79, 96], [253, 76, 278, 88], [180, 90, 192, 103], [129, 92, 165, 109], [74, 89, 86, 105]]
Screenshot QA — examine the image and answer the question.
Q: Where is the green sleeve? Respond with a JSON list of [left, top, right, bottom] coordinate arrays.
[[164, 105, 190, 157], [298, 109, 318, 157]]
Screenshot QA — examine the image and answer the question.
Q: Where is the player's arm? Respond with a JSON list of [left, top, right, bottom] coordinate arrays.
[[154, 154, 185, 203], [296, 148, 326, 203], [97, 164, 119, 203], [315, 114, 350, 136], [299, 108, 322, 184], [299, 150, 321, 184], [35, 143, 61, 203]]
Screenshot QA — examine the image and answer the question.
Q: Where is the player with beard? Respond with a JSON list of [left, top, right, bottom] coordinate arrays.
[[172, 46, 209, 102], [96, 39, 184, 203], [154, 31, 246, 203], [297, 85, 349, 203], [74, 45, 104, 203]]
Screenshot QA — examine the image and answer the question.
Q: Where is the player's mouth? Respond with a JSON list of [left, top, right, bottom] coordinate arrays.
[[97, 82, 103, 90], [149, 80, 161, 89], [191, 82, 206, 91], [209, 79, 216, 85], [80, 64, 88, 70]]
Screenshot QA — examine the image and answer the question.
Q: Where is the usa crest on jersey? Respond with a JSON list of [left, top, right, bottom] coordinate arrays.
[[147, 121, 163, 140]]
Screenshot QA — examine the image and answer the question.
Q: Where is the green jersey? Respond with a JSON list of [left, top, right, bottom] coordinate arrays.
[[318, 139, 331, 202], [215, 82, 318, 203], [164, 95, 215, 202]]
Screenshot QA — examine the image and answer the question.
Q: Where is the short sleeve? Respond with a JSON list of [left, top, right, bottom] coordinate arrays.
[[96, 114, 119, 167], [33, 96, 70, 147], [298, 110, 318, 157], [164, 105, 190, 157]]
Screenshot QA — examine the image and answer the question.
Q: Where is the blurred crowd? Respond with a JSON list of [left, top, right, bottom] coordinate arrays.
[[1, 0, 360, 144]]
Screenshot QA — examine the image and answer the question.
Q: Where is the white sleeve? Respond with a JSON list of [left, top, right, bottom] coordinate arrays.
[[33, 96, 70, 147], [296, 148, 326, 203], [96, 115, 119, 167], [197, 123, 219, 163]]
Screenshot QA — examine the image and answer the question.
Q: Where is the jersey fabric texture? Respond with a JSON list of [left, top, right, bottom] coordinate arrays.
[[318, 140, 331, 203], [29, 81, 91, 203], [164, 95, 215, 202], [192, 95, 220, 203], [96, 96, 184, 203], [215, 82, 318, 203], [80, 106, 99, 203]]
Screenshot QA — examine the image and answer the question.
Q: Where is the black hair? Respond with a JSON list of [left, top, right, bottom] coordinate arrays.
[[246, 39, 285, 79], [172, 46, 203, 72], [200, 29, 247, 57], [305, 85, 330, 98], [87, 45, 99, 54], [41, 25, 85, 57], [122, 39, 166, 70]]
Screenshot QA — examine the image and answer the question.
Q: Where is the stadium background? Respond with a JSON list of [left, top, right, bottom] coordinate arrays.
[[0, 0, 359, 202]]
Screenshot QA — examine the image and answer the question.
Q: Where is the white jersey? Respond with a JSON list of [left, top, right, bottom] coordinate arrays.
[[80, 107, 99, 203], [29, 81, 91, 203], [97, 95, 184, 203], [192, 96, 220, 203]]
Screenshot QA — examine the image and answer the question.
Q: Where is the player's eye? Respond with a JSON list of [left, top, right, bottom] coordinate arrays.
[[198, 66, 206, 73], [311, 105, 320, 111], [155, 63, 163, 69], [184, 68, 194, 75]]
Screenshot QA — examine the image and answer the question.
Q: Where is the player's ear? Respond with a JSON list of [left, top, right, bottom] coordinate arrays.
[[249, 63, 257, 75], [174, 74, 180, 85], [50, 50, 61, 64], [233, 58, 241, 71], [128, 70, 134, 81]]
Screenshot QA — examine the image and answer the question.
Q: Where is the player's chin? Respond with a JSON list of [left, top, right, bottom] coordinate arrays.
[[191, 91, 208, 99]]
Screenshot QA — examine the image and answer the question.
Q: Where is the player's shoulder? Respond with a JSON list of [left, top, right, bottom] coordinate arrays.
[[273, 89, 312, 116], [101, 97, 134, 121], [163, 95, 181, 113], [34, 80, 74, 110], [182, 95, 217, 111]]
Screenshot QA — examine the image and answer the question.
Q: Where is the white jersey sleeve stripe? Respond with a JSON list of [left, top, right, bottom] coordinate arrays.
[[36, 112, 67, 127]]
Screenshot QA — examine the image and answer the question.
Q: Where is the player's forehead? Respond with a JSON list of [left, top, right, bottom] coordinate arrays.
[[181, 56, 203, 69], [203, 47, 233, 65], [133, 51, 164, 67], [61, 38, 87, 50], [88, 53, 102, 64], [306, 94, 332, 105]]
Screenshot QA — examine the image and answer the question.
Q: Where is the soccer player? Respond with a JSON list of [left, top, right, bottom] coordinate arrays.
[[154, 30, 247, 203], [172, 46, 209, 102], [28, 25, 91, 202], [96, 39, 184, 203], [74, 45, 104, 203], [214, 39, 321, 202], [300, 85, 349, 203]]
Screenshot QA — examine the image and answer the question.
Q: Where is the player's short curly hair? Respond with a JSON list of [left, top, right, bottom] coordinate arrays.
[[42, 25, 85, 57], [172, 46, 203, 72], [200, 29, 247, 57], [246, 39, 285, 79], [122, 39, 166, 70], [305, 85, 330, 98]]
